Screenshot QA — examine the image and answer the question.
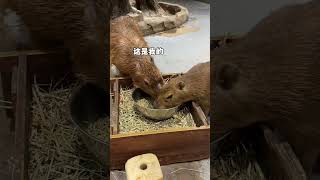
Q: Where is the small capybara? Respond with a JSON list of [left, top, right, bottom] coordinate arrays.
[[154, 62, 210, 116], [5, 0, 110, 122], [212, 0, 320, 177], [111, 15, 164, 98]]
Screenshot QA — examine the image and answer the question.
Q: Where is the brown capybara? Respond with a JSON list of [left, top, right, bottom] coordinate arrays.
[[5, 0, 110, 123], [7, 0, 109, 90], [154, 62, 210, 116], [212, 0, 320, 177], [111, 16, 164, 98]]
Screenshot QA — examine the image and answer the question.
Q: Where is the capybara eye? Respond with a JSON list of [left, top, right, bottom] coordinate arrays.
[[166, 95, 173, 99]]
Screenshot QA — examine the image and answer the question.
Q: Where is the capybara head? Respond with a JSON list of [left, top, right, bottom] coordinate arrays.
[[154, 75, 190, 109], [212, 1, 320, 177], [212, 49, 270, 137], [131, 56, 164, 98]]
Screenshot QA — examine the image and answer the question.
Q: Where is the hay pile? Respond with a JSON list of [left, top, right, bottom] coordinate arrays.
[[29, 80, 107, 180], [119, 88, 196, 134], [87, 118, 108, 142], [137, 98, 153, 108], [211, 145, 265, 180]]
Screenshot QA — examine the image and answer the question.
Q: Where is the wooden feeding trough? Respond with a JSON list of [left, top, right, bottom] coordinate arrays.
[[110, 75, 210, 170]]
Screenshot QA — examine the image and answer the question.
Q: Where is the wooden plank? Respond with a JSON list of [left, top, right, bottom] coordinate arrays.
[[111, 126, 209, 138], [110, 126, 210, 170], [13, 54, 30, 180], [111, 79, 120, 135], [255, 126, 307, 180]]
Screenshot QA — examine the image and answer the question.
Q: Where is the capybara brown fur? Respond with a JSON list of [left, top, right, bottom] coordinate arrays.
[[212, 0, 320, 177], [8, 0, 109, 90], [111, 16, 164, 98], [6, 0, 110, 122], [155, 62, 210, 116]]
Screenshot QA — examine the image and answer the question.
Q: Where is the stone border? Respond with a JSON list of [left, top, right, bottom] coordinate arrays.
[[128, 2, 189, 36]]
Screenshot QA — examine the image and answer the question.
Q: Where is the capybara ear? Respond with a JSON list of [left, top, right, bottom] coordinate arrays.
[[217, 63, 239, 90], [177, 81, 185, 90]]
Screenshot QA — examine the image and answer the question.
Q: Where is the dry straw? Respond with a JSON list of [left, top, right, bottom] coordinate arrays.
[[211, 144, 266, 180], [87, 118, 108, 142], [118, 88, 196, 134], [29, 77, 107, 180]]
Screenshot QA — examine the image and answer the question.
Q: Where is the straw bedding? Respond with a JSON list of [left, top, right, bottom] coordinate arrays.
[[29, 80, 107, 180], [87, 118, 108, 142], [211, 145, 265, 180], [118, 88, 196, 134]]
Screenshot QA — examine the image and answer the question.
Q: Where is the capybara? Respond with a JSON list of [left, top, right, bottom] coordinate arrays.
[[154, 62, 210, 116], [212, 0, 320, 177], [111, 15, 164, 98], [5, 0, 110, 122], [7, 0, 109, 90]]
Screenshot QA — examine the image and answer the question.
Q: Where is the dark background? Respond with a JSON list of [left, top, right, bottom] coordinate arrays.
[[211, 0, 311, 37]]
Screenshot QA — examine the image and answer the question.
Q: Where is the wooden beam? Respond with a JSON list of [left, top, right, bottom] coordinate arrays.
[[13, 54, 30, 180], [111, 79, 120, 135]]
